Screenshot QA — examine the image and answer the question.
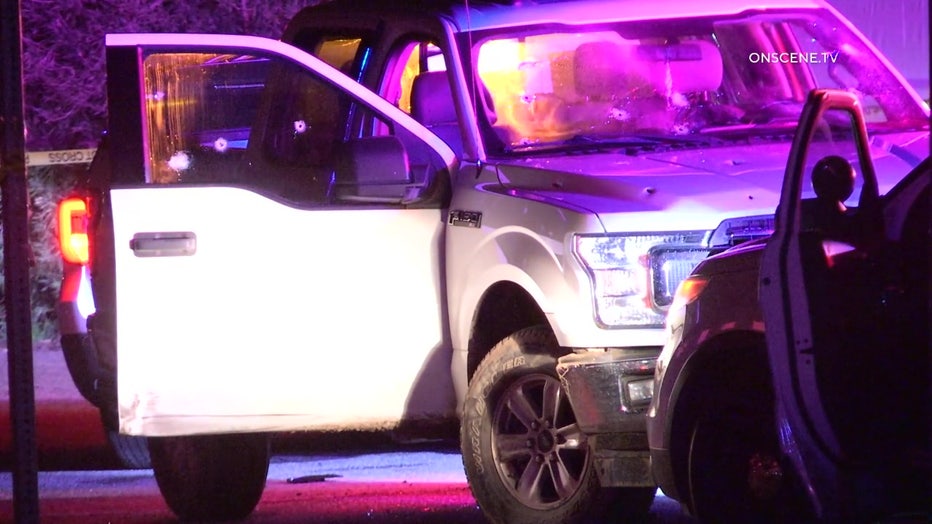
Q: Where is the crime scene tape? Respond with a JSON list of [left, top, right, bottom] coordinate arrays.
[[25, 148, 97, 167]]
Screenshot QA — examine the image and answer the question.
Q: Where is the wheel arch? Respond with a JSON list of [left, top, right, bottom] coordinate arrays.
[[465, 281, 549, 381], [666, 330, 774, 507]]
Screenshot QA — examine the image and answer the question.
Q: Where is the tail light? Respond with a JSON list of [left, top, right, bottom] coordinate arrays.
[[58, 197, 90, 265]]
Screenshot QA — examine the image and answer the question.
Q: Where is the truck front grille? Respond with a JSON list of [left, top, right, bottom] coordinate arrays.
[[648, 245, 712, 309]]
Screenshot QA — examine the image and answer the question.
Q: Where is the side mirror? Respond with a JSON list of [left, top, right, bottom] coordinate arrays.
[[331, 136, 422, 204], [801, 154, 858, 238], [811, 155, 855, 206]]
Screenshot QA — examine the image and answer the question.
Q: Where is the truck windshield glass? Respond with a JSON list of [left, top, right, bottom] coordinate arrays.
[[473, 8, 929, 152]]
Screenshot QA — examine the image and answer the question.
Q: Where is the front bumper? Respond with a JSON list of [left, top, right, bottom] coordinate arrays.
[[556, 348, 658, 435], [557, 348, 659, 488]]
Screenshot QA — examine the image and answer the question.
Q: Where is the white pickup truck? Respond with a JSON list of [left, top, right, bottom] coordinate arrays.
[[56, 0, 929, 522]]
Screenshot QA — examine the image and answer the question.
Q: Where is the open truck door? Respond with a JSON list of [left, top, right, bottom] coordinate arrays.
[[759, 89, 930, 521], [100, 33, 456, 520]]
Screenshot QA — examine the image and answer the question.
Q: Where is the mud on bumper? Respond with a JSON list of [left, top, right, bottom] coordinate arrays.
[[557, 348, 659, 487], [557, 348, 657, 434]]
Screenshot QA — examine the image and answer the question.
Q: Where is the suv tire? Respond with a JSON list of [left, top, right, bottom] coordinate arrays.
[[687, 382, 811, 523]]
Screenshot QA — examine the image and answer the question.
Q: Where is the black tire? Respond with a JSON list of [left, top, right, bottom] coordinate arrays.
[[461, 326, 652, 524], [687, 394, 811, 524], [148, 433, 270, 522], [106, 430, 151, 469]]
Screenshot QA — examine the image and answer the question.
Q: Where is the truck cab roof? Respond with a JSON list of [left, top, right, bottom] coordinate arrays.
[[292, 0, 835, 32]]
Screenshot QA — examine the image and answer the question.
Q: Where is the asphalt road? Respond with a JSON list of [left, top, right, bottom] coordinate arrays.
[[1, 447, 488, 523], [0, 448, 695, 523], [1, 347, 697, 523]]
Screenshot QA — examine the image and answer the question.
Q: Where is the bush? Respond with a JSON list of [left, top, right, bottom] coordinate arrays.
[[0, 165, 79, 346]]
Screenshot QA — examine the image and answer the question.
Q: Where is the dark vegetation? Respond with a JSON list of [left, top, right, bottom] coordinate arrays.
[[1, 0, 322, 344]]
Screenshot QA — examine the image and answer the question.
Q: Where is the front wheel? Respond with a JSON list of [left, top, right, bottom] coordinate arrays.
[[149, 433, 270, 522], [687, 393, 812, 523], [461, 326, 652, 524]]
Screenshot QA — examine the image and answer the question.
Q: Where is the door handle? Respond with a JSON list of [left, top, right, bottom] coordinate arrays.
[[130, 232, 197, 257]]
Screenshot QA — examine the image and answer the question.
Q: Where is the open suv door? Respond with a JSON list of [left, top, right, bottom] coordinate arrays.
[[760, 89, 930, 521]]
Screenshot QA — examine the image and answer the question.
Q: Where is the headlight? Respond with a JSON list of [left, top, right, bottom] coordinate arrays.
[[574, 232, 710, 328]]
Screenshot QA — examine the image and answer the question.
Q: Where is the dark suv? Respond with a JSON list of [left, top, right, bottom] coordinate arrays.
[[647, 89, 929, 523]]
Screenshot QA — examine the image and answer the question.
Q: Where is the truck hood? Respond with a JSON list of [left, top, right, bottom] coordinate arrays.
[[495, 131, 928, 233]]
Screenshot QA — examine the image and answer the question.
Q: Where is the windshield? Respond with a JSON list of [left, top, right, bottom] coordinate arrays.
[[471, 8, 929, 153]]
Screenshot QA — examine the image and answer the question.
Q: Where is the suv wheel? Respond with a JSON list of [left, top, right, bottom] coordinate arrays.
[[149, 433, 270, 521], [461, 326, 652, 524], [687, 387, 811, 523]]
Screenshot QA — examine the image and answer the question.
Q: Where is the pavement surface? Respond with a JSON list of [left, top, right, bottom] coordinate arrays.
[[0, 342, 120, 470]]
